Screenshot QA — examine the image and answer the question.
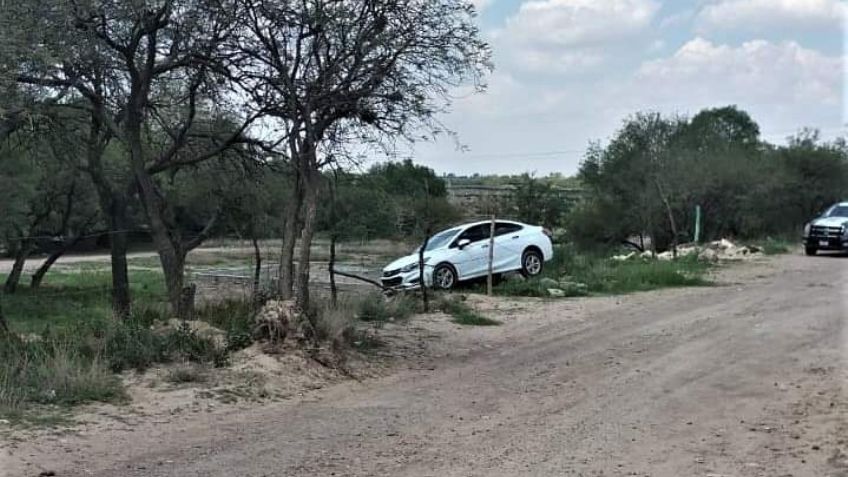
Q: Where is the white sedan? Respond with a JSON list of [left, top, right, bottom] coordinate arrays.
[[381, 220, 554, 290]]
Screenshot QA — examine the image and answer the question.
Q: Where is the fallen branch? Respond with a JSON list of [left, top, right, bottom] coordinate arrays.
[[330, 269, 389, 291]]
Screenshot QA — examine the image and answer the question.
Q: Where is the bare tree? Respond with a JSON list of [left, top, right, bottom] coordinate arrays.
[[236, 0, 491, 312]]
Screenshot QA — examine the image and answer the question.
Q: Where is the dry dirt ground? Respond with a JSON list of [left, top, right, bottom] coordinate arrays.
[[2, 253, 847, 477]]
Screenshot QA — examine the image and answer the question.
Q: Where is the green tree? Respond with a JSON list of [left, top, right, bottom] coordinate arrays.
[[237, 0, 491, 311]]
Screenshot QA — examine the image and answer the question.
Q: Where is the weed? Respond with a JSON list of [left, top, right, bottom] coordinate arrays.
[[751, 238, 793, 255], [356, 293, 418, 323], [165, 363, 209, 384], [437, 296, 500, 326], [491, 245, 711, 298], [312, 297, 357, 344], [195, 300, 255, 352]]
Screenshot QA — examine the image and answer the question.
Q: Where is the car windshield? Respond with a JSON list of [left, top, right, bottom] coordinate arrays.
[[825, 205, 848, 218], [422, 227, 460, 252]]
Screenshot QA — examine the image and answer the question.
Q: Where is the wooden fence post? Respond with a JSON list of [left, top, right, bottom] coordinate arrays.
[[487, 215, 495, 296]]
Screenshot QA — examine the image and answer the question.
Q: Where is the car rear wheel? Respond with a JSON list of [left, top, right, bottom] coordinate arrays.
[[433, 264, 457, 290], [805, 246, 817, 256], [521, 249, 544, 277]]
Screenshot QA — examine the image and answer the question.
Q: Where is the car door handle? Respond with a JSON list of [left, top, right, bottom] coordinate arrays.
[[511, 235, 519, 239], [481, 244, 489, 248]]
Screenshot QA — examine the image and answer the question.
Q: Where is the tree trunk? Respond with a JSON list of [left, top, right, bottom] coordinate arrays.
[[4, 242, 32, 294], [160, 248, 189, 318], [0, 294, 9, 335], [654, 179, 679, 257], [30, 249, 64, 290], [278, 175, 302, 300], [105, 195, 132, 319], [31, 233, 87, 289], [90, 195, 131, 319], [328, 174, 338, 308], [294, 169, 319, 313], [329, 233, 338, 308], [126, 109, 192, 319]]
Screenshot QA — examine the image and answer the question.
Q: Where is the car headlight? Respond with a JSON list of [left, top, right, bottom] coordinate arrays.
[[803, 223, 811, 237], [400, 263, 419, 273], [400, 257, 431, 273]]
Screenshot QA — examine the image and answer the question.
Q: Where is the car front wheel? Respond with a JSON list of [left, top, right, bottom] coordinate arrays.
[[433, 264, 457, 290], [521, 249, 544, 277], [805, 246, 817, 256]]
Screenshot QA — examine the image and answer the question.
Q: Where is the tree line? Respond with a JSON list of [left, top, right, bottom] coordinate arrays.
[[0, 0, 492, 326], [569, 106, 848, 251]]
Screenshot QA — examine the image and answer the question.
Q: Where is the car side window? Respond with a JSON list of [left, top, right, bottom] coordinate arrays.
[[454, 224, 490, 246], [495, 222, 523, 237]]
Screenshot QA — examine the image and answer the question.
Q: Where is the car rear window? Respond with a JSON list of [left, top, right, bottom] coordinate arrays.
[[495, 222, 523, 236]]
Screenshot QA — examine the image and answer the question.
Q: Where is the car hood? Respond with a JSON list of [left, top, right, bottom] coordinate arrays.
[[383, 253, 423, 272], [811, 216, 848, 228]]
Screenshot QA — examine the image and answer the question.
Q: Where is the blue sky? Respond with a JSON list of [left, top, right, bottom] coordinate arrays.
[[401, 0, 846, 176]]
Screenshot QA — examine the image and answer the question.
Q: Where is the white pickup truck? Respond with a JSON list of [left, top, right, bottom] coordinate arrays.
[[803, 202, 848, 255]]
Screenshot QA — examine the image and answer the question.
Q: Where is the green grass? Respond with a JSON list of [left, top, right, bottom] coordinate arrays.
[[437, 296, 500, 326], [747, 237, 794, 255], [0, 268, 256, 423], [1, 269, 166, 335], [355, 293, 419, 323], [491, 245, 711, 298]]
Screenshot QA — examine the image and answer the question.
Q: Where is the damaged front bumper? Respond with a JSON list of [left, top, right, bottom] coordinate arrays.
[[380, 266, 432, 290]]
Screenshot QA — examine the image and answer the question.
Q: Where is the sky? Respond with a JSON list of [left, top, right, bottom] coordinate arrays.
[[396, 0, 846, 176]]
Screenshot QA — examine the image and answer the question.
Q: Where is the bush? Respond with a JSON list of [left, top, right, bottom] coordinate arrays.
[[0, 337, 126, 416], [196, 300, 255, 352], [311, 298, 356, 344], [0, 309, 239, 420], [356, 293, 418, 323], [491, 245, 710, 298]]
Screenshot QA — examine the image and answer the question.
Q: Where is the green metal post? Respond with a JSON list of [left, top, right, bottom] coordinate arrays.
[[694, 205, 702, 243]]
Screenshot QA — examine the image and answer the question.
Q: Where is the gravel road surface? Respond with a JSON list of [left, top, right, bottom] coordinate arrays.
[[4, 254, 846, 476]]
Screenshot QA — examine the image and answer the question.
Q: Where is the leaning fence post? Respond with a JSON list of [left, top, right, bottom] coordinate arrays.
[[419, 228, 431, 312]]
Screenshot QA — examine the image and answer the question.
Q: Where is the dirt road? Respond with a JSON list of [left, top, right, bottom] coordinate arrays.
[[5, 254, 847, 476]]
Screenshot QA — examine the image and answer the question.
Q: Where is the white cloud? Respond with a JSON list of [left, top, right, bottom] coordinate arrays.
[[697, 0, 847, 32], [505, 0, 660, 48], [635, 38, 842, 106], [495, 0, 661, 73]]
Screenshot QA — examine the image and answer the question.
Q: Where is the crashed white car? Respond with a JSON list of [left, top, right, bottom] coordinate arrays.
[[381, 220, 554, 290]]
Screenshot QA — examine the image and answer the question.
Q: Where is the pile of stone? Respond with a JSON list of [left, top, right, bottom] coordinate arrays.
[[613, 239, 763, 262], [541, 277, 589, 298]]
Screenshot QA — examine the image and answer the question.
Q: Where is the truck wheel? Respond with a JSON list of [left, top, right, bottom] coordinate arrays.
[[805, 246, 817, 256]]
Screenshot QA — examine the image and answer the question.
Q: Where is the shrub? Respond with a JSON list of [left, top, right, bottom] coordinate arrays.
[[491, 245, 710, 298], [312, 298, 356, 344], [0, 336, 125, 416], [196, 300, 255, 352], [356, 293, 418, 323], [165, 363, 209, 384], [437, 295, 500, 326]]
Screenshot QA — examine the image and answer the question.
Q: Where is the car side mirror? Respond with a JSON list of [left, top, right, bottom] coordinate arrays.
[[457, 238, 471, 250]]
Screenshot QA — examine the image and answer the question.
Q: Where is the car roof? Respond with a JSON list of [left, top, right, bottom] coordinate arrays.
[[458, 219, 528, 228]]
